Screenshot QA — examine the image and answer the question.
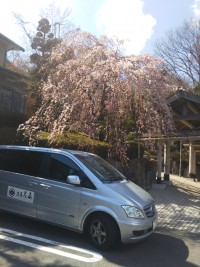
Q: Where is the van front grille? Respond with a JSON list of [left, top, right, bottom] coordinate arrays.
[[144, 203, 155, 218]]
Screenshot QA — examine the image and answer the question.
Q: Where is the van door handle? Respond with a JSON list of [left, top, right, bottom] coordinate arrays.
[[29, 181, 38, 186], [40, 183, 51, 189]]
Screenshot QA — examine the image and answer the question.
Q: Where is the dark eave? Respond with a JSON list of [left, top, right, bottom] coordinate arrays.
[[138, 91, 200, 142], [167, 90, 200, 105], [137, 129, 200, 141], [0, 65, 28, 78], [167, 90, 200, 130]]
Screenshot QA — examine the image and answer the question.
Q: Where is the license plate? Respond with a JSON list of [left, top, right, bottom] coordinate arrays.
[[7, 186, 34, 203], [153, 218, 158, 229]]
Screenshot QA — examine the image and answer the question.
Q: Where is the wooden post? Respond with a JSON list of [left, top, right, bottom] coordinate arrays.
[[164, 141, 170, 181], [156, 141, 162, 184], [138, 140, 140, 158], [189, 140, 196, 179], [179, 140, 182, 177]]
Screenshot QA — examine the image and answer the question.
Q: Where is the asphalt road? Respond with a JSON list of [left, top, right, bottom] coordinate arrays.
[[0, 212, 199, 267]]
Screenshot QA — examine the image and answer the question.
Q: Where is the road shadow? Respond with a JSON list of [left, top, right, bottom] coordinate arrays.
[[101, 231, 198, 267], [0, 213, 199, 267]]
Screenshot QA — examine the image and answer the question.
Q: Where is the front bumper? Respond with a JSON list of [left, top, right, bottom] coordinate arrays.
[[117, 214, 158, 243]]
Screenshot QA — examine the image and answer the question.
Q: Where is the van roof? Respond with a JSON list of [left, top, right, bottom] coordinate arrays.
[[0, 145, 93, 156]]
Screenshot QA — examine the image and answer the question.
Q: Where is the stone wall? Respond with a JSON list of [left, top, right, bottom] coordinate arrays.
[[107, 158, 157, 190]]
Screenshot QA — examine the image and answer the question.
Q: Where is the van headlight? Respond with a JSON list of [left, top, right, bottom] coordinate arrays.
[[122, 205, 144, 219]]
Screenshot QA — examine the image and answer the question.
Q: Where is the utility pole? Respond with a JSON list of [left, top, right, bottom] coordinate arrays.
[[54, 22, 61, 38]]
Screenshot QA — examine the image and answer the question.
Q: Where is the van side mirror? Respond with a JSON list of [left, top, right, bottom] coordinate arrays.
[[67, 175, 81, 185]]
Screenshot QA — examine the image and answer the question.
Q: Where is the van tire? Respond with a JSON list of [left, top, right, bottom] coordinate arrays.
[[86, 214, 119, 250]]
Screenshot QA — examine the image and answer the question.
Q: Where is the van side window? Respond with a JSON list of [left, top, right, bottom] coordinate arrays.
[[0, 149, 44, 177], [0, 150, 8, 170], [49, 154, 80, 183], [81, 174, 96, 190], [19, 151, 44, 177]]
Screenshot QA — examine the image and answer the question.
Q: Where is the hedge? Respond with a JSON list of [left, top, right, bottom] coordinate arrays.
[[36, 131, 110, 159], [36, 131, 144, 160], [0, 126, 144, 160]]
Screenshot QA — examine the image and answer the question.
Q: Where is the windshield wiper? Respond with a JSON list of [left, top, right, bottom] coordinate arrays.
[[104, 177, 124, 182]]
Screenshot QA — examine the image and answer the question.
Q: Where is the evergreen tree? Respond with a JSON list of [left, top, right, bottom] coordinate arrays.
[[28, 18, 60, 113]]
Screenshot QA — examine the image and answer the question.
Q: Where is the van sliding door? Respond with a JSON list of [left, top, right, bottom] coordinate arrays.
[[36, 153, 82, 229]]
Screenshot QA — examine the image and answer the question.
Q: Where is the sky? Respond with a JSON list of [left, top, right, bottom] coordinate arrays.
[[0, 0, 200, 55]]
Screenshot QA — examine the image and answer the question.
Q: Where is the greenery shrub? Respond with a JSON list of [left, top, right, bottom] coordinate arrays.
[[126, 141, 144, 160], [16, 131, 144, 160], [11, 129, 144, 161], [36, 131, 110, 158]]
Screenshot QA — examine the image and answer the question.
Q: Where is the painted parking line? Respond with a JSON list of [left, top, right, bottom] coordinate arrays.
[[0, 227, 102, 263]]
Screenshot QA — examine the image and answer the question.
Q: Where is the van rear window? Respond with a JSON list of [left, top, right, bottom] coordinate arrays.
[[0, 149, 44, 177]]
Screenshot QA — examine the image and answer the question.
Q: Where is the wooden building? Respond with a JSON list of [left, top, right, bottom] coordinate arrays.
[[166, 90, 200, 180], [140, 90, 200, 182], [0, 33, 26, 113]]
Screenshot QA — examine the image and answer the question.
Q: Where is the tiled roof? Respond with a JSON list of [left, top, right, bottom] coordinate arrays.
[[0, 32, 24, 52]]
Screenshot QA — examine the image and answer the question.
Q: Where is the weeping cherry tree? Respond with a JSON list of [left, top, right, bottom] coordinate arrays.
[[18, 31, 175, 161]]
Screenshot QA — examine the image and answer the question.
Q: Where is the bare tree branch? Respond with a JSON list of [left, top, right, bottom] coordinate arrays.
[[155, 17, 200, 87]]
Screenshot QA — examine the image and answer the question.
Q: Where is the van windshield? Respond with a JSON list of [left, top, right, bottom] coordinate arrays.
[[74, 153, 127, 183]]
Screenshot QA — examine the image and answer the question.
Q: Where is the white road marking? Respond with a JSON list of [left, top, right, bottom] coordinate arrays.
[[0, 227, 102, 263]]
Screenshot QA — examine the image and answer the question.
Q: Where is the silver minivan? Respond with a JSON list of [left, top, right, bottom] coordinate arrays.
[[0, 145, 157, 250]]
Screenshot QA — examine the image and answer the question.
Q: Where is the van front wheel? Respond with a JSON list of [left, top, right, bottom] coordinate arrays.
[[86, 214, 119, 250]]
